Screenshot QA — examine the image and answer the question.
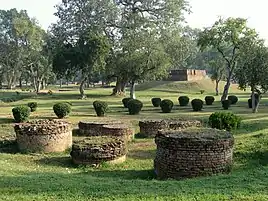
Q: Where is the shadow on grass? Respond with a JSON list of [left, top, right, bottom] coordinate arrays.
[[0, 137, 18, 154], [235, 150, 268, 167], [128, 148, 155, 160], [37, 156, 75, 168], [0, 118, 14, 124], [1, 167, 268, 200]]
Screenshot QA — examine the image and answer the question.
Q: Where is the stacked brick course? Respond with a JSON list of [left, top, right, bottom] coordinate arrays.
[[71, 136, 127, 165], [14, 119, 72, 153], [139, 119, 202, 137], [154, 128, 234, 180]]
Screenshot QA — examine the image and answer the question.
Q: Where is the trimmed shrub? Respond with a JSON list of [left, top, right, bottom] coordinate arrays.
[[122, 98, 133, 108], [160, 99, 174, 113], [209, 112, 242, 131], [127, 99, 143, 115], [200, 90, 205, 94], [53, 103, 71, 119], [27, 102, 38, 112], [12, 106, 31, 123], [222, 100, 231, 110], [93, 101, 108, 117], [178, 96, 190, 106], [151, 98, 162, 107], [205, 96, 215, 105], [228, 95, 238, 105], [191, 99, 203, 111]]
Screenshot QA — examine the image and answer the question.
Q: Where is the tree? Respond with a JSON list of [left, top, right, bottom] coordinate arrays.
[[198, 17, 258, 101], [51, 31, 110, 98], [206, 51, 226, 96], [235, 39, 268, 113]]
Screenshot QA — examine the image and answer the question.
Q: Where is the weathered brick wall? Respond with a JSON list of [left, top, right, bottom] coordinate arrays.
[[139, 119, 202, 138], [78, 120, 134, 141], [102, 125, 134, 141], [14, 120, 72, 153], [154, 128, 234, 180], [71, 136, 127, 165]]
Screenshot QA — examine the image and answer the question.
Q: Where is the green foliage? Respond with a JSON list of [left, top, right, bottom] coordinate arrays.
[[178, 96, 190, 106], [222, 100, 231, 110], [27, 102, 38, 112], [205, 96, 215, 105], [209, 112, 242, 131], [191, 99, 203, 111], [93, 101, 108, 117], [12, 106, 30, 123], [228, 95, 238, 105], [151, 98, 161, 107], [160, 99, 174, 113], [127, 99, 143, 115], [53, 103, 71, 119], [122, 98, 133, 108]]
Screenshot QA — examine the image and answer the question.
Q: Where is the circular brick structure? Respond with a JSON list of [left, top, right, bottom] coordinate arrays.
[[102, 125, 134, 141], [168, 119, 201, 130], [78, 120, 122, 136], [139, 120, 169, 138], [154, 128, 234, 180], [14, 119, 72, 153], [71, 136, 127, 165], [139, 119, 202, 138]]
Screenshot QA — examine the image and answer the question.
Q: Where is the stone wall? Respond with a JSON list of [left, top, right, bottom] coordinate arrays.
[[154, 128, 234, 180], [139, 119, 201, 138], [14, 120, 72, 153], [71, 136, 127, 165], [166, 69, 207, 81], [102, 125, 134, 141]]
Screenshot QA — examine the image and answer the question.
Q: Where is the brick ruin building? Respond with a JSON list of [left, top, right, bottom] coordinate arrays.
[[166, 69, 207, 81]]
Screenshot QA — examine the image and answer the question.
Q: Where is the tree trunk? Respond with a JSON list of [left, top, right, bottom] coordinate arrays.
[[60, 79, 62, 88], [79, 77, 87, 99], [19, 77, 22, 88], [221, 67, 232, 101], [130, 81, 136, 99], [112, 77, 127, 96], [215, 80, 220, 96], [41, 80, 46, 90], [36, 80, 41, 93]]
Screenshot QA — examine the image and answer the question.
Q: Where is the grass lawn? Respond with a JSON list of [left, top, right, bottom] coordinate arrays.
[[0, 80, 268, 201]]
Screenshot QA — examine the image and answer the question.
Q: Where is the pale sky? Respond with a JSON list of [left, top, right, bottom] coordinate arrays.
[[1, 0, 268, 42]]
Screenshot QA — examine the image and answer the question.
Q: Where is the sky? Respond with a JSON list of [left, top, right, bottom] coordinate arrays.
[[1, 0, 268, 42]]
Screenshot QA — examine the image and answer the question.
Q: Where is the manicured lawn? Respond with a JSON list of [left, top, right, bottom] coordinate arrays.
[[0, 80, 268, 201]]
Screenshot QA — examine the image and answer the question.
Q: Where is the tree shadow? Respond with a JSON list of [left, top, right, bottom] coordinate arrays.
[[234, 149, 268, 167], [0, 137, 18, 154], [128, 149, 155, 160], [37, 156, 76, 168]]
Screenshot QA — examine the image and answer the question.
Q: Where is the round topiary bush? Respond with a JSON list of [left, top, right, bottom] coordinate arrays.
[[27, 102, 38, 112], [191, 99, 203, 111], [93, 101, 108, 117], [127, 99, 143, 115], [178, 96, 190, 106], [228, 95, 238, 105], [205, 96, 215, 105], [53, 103, 71, 119], [122, 98, 133, 108], [151, 98, 162, 107], [209, 112, 242, 131], [160, 99, 174, 113], [222, 100, 231, 110], [12, 106, 31, 123]]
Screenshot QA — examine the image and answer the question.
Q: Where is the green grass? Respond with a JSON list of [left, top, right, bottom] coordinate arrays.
[[1, 80, 268, 201]]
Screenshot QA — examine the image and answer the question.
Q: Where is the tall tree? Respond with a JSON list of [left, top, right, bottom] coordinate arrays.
[[198, 17, 258, 101], [235, 39, 268, 113]]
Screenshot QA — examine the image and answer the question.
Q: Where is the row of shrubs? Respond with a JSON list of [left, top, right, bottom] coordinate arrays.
[[12, 102, 72, 123]]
